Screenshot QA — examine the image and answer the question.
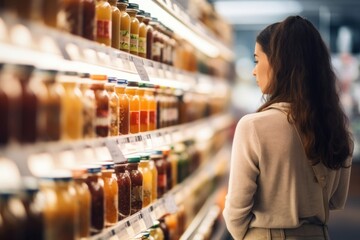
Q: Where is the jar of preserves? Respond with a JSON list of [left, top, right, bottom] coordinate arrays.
[[162, 148, 172, 191], [97, 161, 118, 226], [150, 18, 162, 62], [83, 165, 105, 235], [72, 168, 91, 239], [136, 10, 147, 58], [126, 155, 143, 215], [90, 74, 110, 137], [126, 81, 140, 134], [114, 162, 131, 220], [109, 0, 120, 49], [126, 3, 139, 55], [115, 79, 130, 135], [138, 83, 149, 132], [34, 69, 63, 142], [40, 171, 78, 240], [95, 0, 112, 46], [58, 71, 84, 140], [143, 12, 153, 60], [81, 0, 96, 40], [57, 0, 83, 36], [79, 73, 96, 138], [150, 152, 167, 198], [117, 0, 130, 52], [105, 77, 119, 136], [138, 154, 152, 207], [145, 84, 157, 131], [148, 154, 158, 202]]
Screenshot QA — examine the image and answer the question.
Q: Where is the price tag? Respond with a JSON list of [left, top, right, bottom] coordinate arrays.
[[94, 146, 112, 161], [138, 212, 147, 231], [120, 53, 132, 70], [164, 132, 172, 144], [105, 139, 127, 163], [132, 57, 150, 82], [116, 223, 129, 239], [141, 209, 154, 228], [125, 220, 135, 238], [165, 194, 178, 214], [148, 205, 157, 222]]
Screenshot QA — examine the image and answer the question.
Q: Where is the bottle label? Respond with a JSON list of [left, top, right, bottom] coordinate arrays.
[[94, 116, 110, 127], [120, 30, 130, 50], [149, 111, 156, 125], [138, 37, 146, 54], [130, 34, 139, 52], [140, 110, 148, 125], [130, 111, 140, 126], [97, 20, 111, 39], [152, 42, 161, 57], [131, 185, 143, 212], [158, 174, 167, 188]]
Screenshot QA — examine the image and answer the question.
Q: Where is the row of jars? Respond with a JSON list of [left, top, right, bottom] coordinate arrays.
[[0, 0, 185, 68], [0, 63, 217, 145]]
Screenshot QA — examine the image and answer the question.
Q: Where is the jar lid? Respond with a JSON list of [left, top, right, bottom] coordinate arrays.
[[80, 72, 90, 78], [127, 81, 139, 87], [39, 170, 73, 181], [150, 220, 160, 228], [144, 83, 154, 88], [137, 10, 145, 16], [95, 161, 115, 170], [83, 165, 102, 173], [117, 0, 129, 3], [108, 77, 117, 83], [91, 74, 108, 81], [140, 153, 150, 161], [117, 78, 128, 85], [63, 71, 78, 76], [127, 155, 141, 163], [144, 12, 151, 18], [21, 177, 40, 193], [127, 3, 139, 10]]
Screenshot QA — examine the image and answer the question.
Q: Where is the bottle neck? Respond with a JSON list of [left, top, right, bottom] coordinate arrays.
[[115, 86, 126, 94], [117, 3, 127, 11], [127, 10, 137, 18], [127, 162, 139, 170], [125, 87, 137, 96]]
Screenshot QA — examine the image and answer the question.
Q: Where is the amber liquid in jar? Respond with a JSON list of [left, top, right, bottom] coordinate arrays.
[[138, 158, 152, 207], [126, 6, 139, 55], [73, 176, 91, 238], [138, 85, 149, 132], [105, 79, 119, 136], [101, 168, 118, 226], [95, 0, 112, 46], [125, 85, 140, 134], [57, 0, 83, 36], [115, 80, 130, 135], [117, 1, 130, 52], [109, 0, 120, 49], [114, 163, 131, 220], [145, 85, 157, 131], [149, 159, 158, 202], [136, 13, 147, 58], [81, 0, 96, 40], [143, 13, 153, 60]]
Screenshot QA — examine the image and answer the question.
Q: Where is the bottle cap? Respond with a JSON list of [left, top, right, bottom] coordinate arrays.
[[127, 155, 141, 163]]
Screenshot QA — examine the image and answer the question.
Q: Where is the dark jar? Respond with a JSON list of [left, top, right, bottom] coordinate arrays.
[[126, 155, 143, 215], [114, 162, 131, 220]]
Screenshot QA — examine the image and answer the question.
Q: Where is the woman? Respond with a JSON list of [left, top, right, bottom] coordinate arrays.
[[223, 16, 353, 240]]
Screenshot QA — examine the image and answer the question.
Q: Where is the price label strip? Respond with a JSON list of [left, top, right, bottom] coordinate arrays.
[[165, 194, 178, 214], [125, 220, 135, 238], [105, 139, 127, 163], [141, 209, 154, 228], [132, 56, 150, 82]]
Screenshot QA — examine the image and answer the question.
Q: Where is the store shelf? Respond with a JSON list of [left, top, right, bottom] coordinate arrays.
[[90, 140, 230, 240]]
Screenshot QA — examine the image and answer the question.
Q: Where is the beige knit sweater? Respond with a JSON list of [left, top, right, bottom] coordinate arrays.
[[223, 102, 352, 239]]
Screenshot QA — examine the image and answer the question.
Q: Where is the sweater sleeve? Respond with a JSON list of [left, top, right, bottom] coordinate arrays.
[[223, 116, 261, 239]]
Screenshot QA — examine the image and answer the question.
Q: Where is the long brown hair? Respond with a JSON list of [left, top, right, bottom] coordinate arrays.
[[256, 16, 352, 169]]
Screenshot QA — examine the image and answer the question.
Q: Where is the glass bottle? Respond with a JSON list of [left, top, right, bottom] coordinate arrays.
[[40, 171, 78, 240], [138, 83, 149, 132], [126, 81, 140, 134], [114, 162, 131, 220], [35, 69, 63, 142], [138, 154, 152, 207], [115, 79, 130, 135], [168, 146, 178, 188], [98, 161, 118, 226], [117, 0, 130, 52], [90, 74, 110, 137], [95, 0, 112, 46], [126, 155, 143, 215], [43, 0, 60, 27], [72, 168, 91, 239], [150, 18, 162, 62], [81, 0, 96, 40], [136, 10, 147, 58], [84, 165, 105, 235], [108, 0, 120, 49], [57, 0, 83, 36], [79, 73, 96, 138], [148, 155, 158, 202], [143, 12, 153, 60], [105, 77, 119, 136], [126, 3, 139, 55], [58, 71, 84, 140], [145, 84, 157, 131], [150, 152, 167, 198], [162, 148, 172, 191]]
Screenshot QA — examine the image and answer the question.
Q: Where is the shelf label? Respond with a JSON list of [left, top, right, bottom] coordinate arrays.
[[94, 146, 112, 161], [105, 139, 127, 163], [141, 209, 154, 228], [165, 194, 178, 214], [132, 56, 150, 82], [125, 220, 135, 238]]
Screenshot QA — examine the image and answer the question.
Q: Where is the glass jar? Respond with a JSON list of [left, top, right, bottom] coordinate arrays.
[[115, 79, 130, 135], [145, 84, 157, 131], [150, 18, 162, 62], [117, 0, 130, 52], [168, 146, 178, 188], [136, 10, 147, 58], [114, 162, 131, 220], [79, 73, 96, 138], [42, 0, 60, 27], [158, 218, 170, 240], [57, 0, 83, 36], [58, 71, 84, 140], [162, 148, 172, 191], [40, 171, 78, 240], [97, 161, 118, 226], [165, 214, 178, 240], [0, 64, 21, 145], [138, 154, 152, 207], [35, 69, 63, 142], [126, 3, 139, 55], [149, 221, 164, 240], [150, 152, 167, 198], [72, 168, 91, 239], [155, 86, 165, 129], [81, 0, 96, 40], [126, 155, 143, 215], [90, 74, 110, 137], [143, 12, 153, 60], [148, 155, 158, 202], [105, 77, 119, 136], [84, 165, 105, 235], [138, 83, 149, 132], [95, 0, 112, 46], [126, 81, 140, 134], [175, 143, 189, 183], [109, 0, 120, 49]]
